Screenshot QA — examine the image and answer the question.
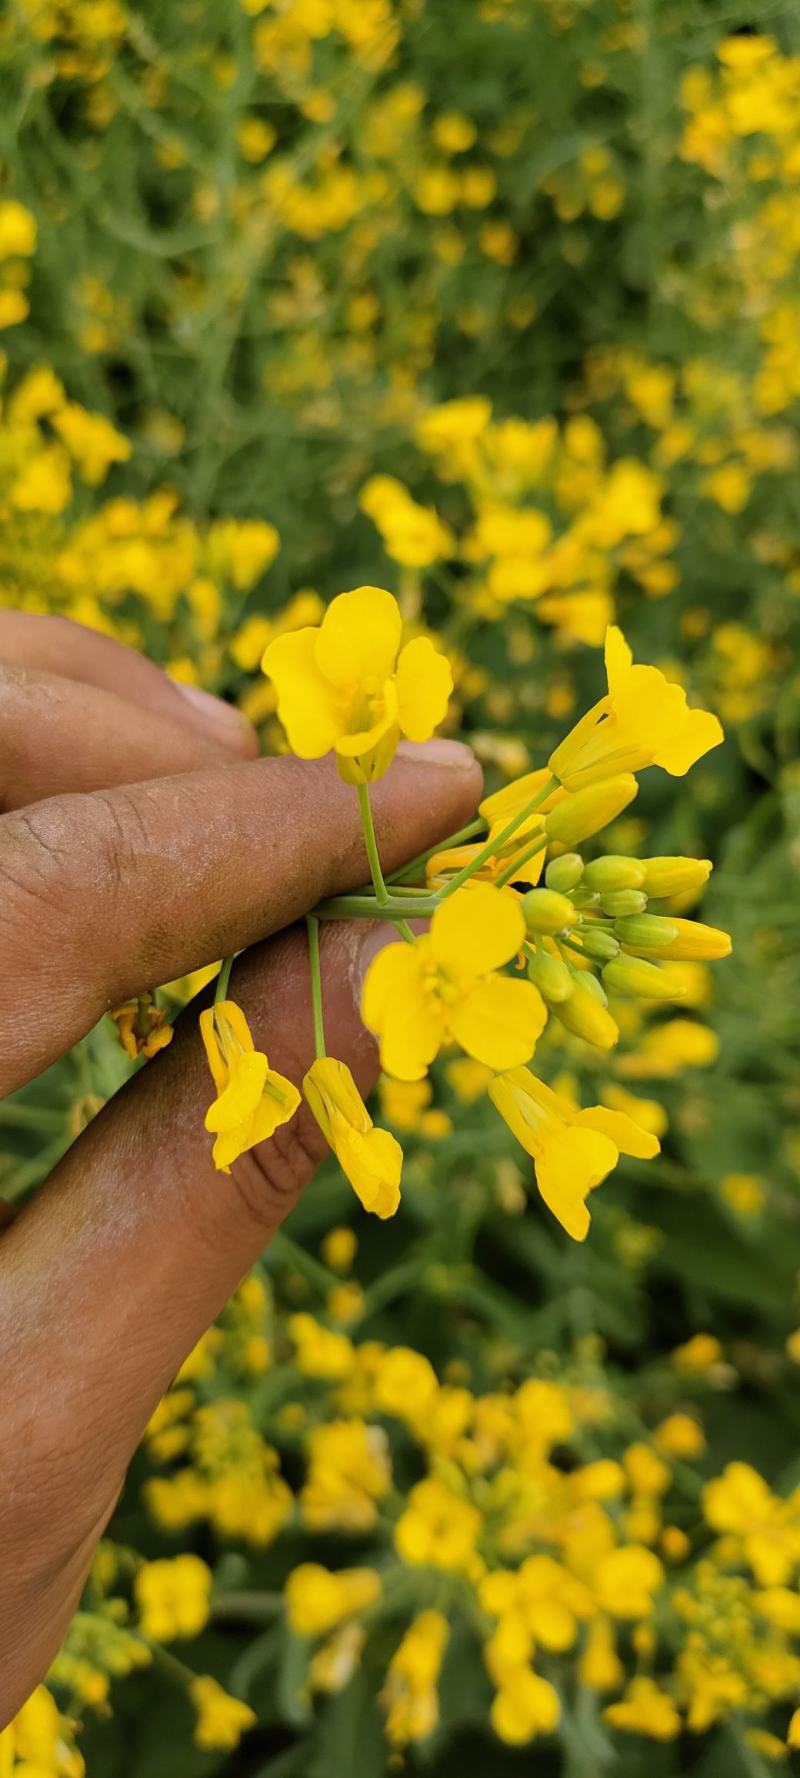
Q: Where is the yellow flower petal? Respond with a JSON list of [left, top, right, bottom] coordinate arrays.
[[536, 1125, 617, 1240], [362, 939, 427, 1034], [332, 1118, 402, 1218], [262, 628, 344, 756], [314, 586, 402, 691], [449, 975, 546, 1070], [431, 883, 525, 978], [604, 623, 633, 696], [303, 1056, 403, 1218], [205, 1051, 268, 1132], [395, 636, 453, 742], [479, 767, 553, 827], [199, 1005, 227, 1094], [577, 1106, 660, 1159], [249, 1073, 302, 1142], [362, 938, 447, 1077], [653, 706, 724, 775]]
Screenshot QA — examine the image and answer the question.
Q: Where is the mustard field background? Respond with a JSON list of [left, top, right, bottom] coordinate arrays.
[[2, 1, 800, 1773]]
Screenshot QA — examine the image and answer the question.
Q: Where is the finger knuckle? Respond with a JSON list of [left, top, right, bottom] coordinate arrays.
[[229, 1107, 323, 1233]]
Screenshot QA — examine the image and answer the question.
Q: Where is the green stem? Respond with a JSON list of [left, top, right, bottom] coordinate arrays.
[[306, 916, 326, 1057], [494, 832, 548, 890], [214, 954, 235, 1003], [387, 817, 485, 885], [437, 777, 556, 900], [357, 782, 389, 904], [315, 893, 436, 920]]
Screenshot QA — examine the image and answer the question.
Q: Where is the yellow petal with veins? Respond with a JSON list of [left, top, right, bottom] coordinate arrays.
[[577, 1106, 660, 1159], [431, 883, 525, 978], [395, 635, 453, 742], [536, 1125, 617, 1240], [314, 586, 402, 690], [205, 1051, 268, 1132], [262, 628, 344, 756], [653, 706, 724, 776], [449, 975, 546, 1070]]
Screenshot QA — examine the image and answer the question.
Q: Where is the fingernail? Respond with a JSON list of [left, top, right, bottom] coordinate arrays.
[[352, 921, 401, 1000], [397, 738, 475, 768], [172, 680, 255, 746]]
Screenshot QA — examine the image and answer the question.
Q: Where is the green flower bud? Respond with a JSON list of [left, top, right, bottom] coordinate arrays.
[[571, 885, 602, 910], [545, 852, 583, 893], [641, 857, 712, 900], [522, 888, 577, 935], [580, 928, 621, 962], [553, 977, 619, 1048], [600, 889, 648, 917], [614, 914, 679, 952], [578, 971, 609, 1005], [544, 774, 638, 847], [583, 855, 646, 893], [527, 949, 573, 1003], [602, 956, 684, 1000]]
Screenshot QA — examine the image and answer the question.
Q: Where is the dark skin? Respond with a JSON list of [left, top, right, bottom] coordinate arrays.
[[0, 611, 482, 1726]]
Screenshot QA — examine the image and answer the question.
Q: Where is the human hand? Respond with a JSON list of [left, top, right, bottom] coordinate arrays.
[[0, 612, 481, 1724]]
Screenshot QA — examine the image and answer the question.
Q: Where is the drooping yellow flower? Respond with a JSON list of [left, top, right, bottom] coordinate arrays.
[[381, 1610, 450, 1746], [490, 1666, 560, 1745], [200, 999, 300, 1172], [262, 584, 452, 783], [189, 1676, 257, 1752], [362, 885, 546, 1081], [549, 626, 723, 790], [488, 1067, 659, 1239], [303, 1056, 402, 1219]]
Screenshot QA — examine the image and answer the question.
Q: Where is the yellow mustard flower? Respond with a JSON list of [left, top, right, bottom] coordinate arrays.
[[381, 1610, 450, 1745], [200, 999, 300, 1173], [134, 1554, 211, 1641], [603, 1677, 681, 1740], [549, 626, 723, 790], [284, 1563, 381, 1636], [189, 1676, 257, 1751], [702, 1464, 800, 1585], [304, 1056, 402, 1219], [488, 1068, 659, 1239], [363, 885, 545, 1081], [490, 1666, 560, 1745], [262, 584, 452, 783]]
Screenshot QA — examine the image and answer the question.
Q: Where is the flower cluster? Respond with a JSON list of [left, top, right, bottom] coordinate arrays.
[[200, 587, 729, 1249]]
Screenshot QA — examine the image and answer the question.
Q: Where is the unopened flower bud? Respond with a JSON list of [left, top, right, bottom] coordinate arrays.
[[580, 928, 621, 962], [600, 889, 647, 917], [641, 857, 712, 900], [583, 855, 646, 893], [553, 978, 619, 1048], [545, 853, 583, 893], [571, 885, 601, 910], [614, 915, 679, 951], [602, 956, 684, 999], [522, 887, 577, 935], [544, 774, 638, 847], [632, 918, 732, 962], [527, 949, 573, 1003], [579, 972, 609, 1006]]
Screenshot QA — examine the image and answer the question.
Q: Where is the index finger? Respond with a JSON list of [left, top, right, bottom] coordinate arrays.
[[0, 740, 481, 1094]]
